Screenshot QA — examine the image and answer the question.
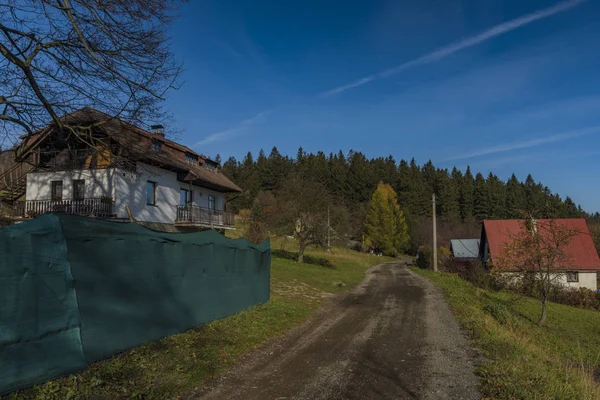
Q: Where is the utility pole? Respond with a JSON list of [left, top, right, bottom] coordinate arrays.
[[432, 193, 438, 272]]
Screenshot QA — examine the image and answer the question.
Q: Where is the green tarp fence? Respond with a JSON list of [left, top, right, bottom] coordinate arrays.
[[0, 214, 271, 395]]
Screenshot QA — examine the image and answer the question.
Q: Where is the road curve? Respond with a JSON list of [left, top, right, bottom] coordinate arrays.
[[192, 262, 480, 400]]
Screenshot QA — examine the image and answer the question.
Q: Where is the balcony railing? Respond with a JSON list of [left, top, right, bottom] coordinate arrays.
[[175, 205, 235, 228], [14, 198, 115, 219]]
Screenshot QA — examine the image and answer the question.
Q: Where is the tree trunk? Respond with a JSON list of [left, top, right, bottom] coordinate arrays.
[[538, 297, 547, 325], [298, 240, 307, 263]]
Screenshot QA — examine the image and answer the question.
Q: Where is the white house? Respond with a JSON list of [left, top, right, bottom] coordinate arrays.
[[480, 219, 600, 291], [11, 108, 241, 229]]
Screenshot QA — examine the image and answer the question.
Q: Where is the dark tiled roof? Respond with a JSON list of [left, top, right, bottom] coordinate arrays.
[[22, 108, 241, 193]]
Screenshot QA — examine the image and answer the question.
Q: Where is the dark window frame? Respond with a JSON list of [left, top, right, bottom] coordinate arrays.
[[73, 179, 85, 200], [208, 195, 216, 210], [51, 180, 63, 201], [204, 160, 218, 171], [185, 153, 199, 164], [567, 271, 579, 282], [151, 140, 162, 152], [180, 188, 193, 207], [146, 181, 157, 205]]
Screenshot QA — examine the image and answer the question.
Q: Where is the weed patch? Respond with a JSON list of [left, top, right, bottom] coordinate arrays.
[[413, 268, 600, 399]]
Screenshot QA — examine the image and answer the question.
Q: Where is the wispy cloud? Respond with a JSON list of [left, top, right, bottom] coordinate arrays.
[[321, 0, 585, 97], [194, 111, 270, 147], [443, 125, 600, 162]]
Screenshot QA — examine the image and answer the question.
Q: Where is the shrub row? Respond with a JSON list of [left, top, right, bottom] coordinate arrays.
[[271, 249, 334, 268], [438, 257, 600, 311]]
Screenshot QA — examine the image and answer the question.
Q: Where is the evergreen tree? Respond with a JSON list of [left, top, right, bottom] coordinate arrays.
[[346, 150, 374, 204], [328, 150, 348, 204], [487, 173, 506, 219], [261, 146, 288, 191], [460, 166, 475, 219], [409, 158, 430, 217], [564, 196, 580, 218], [524, 174, 544, 216], [506, 174, 525, 218], [363, 183, 410, 255], [396, 159, 411, 216], [439, 168, 461, 220], [473, 172, 489, 220]]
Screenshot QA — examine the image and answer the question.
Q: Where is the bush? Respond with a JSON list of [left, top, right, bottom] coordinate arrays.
[[271, 249, 334, 268], [549, 286, 600, 311], [441, 258, 508, 291], [416, 245, 432, 269]]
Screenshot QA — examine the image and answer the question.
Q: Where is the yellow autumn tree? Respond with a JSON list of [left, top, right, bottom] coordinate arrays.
[[363, 183, 409, 256]]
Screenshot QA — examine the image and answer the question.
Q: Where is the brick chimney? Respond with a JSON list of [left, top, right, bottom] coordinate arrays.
[[151, 124, 164, 137]]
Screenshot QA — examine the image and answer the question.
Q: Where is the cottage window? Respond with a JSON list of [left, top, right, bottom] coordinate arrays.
[[151, 140, 162, 152], [185, 153, 199, 164], [51, 181, 63, 201], [208, 195, 216, 210], [146, 181, 157, 205], [73, 180, 85, 200], [567, 271, 579, 282], [204, 160, 218, 171]]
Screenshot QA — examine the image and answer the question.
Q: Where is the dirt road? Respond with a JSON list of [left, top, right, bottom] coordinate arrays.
[[193, 262, 480, 400]]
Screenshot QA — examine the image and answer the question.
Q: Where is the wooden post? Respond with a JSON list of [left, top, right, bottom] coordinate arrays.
[[125, 205, 135, 223], [432, 193, 438, 272]]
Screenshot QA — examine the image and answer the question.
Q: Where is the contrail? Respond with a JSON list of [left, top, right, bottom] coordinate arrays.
[[321, 0, 585, 97], [194, 111, 270, 147], [443, 125, 600, 162]]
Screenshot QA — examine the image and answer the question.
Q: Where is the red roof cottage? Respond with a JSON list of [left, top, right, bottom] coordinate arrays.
[[480, 219, 600, 291]]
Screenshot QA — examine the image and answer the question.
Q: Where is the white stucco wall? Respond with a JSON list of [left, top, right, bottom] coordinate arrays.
[[556, 272, 597, 291], [26, 162, 226, 224], [26, 169, 115, 200], [114, 163, 225, 224], [501, 271, 598, 291]]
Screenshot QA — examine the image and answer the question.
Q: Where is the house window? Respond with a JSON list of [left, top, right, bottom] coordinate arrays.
[[204, 160, 218, 171], [180, 188, 192, 207], [185, 153, 199, 164], [146, 181, 156, 205], [208, 195, 216, 210], [151, 140, 162, 152], [73, 180, 85, 200], [51, 181, 63, 201], [567, 271, 579, 282]]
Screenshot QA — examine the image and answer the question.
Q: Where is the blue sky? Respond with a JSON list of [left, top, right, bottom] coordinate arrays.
[[164, 0, 600, 212]]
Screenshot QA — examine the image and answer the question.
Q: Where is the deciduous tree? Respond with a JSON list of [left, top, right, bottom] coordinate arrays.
[[363, 183, 409, 256], [495, 219, 580, 325], [278, 173, 330, 263], [1, 0, 184, 151]]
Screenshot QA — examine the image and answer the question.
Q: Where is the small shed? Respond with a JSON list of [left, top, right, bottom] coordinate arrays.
[[450, 239, 480, 262]]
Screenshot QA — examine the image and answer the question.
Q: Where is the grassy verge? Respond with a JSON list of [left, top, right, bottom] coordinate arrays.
[[8, 245, 389, 400], [413, 268, 600, 400]]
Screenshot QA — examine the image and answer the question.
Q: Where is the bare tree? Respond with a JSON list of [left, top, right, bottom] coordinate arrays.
[[496, 219, 580, 325], [0, 0, 184, 152], [279, 173, 330, 263]]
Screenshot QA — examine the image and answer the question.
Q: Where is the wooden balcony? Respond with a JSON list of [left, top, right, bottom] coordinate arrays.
[[37, 149, 112, 171], [14, 198, 116, 219], [175, 205, 235, 229]]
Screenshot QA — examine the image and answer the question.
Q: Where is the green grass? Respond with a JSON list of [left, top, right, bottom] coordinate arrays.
[[413, 268, 600, 400], [8, 243, 389, 400]]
